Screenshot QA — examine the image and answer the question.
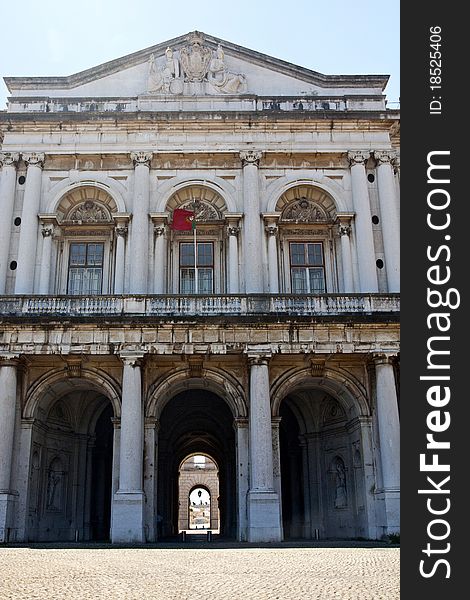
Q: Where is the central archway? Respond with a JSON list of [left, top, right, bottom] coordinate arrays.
[[157, 389, 236, 540]]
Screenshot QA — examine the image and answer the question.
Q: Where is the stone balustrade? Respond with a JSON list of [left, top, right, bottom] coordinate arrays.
[[0, 294, 399, 318]]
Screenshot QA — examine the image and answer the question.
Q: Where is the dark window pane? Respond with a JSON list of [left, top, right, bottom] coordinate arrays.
[[87, 243, 104, 266], [180, 268, 195, 294], [198, 268, 213, 293], [69, 243, 86, 266], [290, 243, 306, 265], [291, 268, 308, 294], [197, 243, 213, 266], [307, 243, 323, 266], [180, 243, 195, 266], [309, 267, 326, 293]]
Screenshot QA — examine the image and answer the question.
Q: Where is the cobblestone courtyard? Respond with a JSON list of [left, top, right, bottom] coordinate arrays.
[[0, 544, 399, 599]]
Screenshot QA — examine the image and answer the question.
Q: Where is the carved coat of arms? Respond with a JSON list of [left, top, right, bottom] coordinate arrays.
[[180, 33, 212, 82]]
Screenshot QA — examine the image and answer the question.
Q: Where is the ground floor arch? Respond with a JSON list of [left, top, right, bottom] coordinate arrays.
[[156, 389, 237, 540], [24, 379, 115, 542], [278, 385, 376, 540]]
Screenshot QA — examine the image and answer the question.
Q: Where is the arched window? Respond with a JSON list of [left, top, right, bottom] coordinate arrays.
[[51, 187, 125, 294], [166, 186, 229, 294], [276, 186, 338, 293]]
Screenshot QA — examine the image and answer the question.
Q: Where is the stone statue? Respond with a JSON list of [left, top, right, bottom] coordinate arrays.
[[148, 49, 182, 94], [46, 469, 62, 510], [208, 45, 247, 94], [334, 459, 347, 508]]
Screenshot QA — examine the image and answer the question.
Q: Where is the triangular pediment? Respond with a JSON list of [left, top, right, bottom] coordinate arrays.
[[5, 31, 388, 101]]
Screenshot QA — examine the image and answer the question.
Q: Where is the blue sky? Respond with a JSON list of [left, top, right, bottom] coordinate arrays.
[[0, 0, 399, 108]]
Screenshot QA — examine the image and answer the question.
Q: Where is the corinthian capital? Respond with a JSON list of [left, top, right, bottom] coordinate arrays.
[[240, 150, 263, 166], [374, 150, 396, 165], [23, 152, 45, 168], [347, 151, 370, 167], [0, 152, 20, 167], [130, 151, 153, 167]]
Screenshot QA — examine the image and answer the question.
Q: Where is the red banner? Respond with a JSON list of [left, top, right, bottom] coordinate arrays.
[[172, 208, 195, 231]]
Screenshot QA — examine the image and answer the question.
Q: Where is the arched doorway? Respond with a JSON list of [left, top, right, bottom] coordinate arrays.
[[157, 390, 236, 539], [26, 380, 115, 542], [278, 386, 375, 540], [178, 455, 220, 533]]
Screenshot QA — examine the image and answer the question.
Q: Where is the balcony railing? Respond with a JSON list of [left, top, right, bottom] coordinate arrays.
[[0, 294, 400, 318]]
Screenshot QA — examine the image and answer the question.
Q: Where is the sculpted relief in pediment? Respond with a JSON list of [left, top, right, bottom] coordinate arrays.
[[147, 33, 247, 96]]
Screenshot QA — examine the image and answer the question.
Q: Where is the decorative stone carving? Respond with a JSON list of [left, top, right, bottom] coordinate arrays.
[[0, 152, 20, 167], [131, 151, 153, 166], [339, 225, 351, 237], [66, 201, 112, 223], [374, 150, 395, 165], [281, 198, 328, 223], [180, 32, 212, 82], [148, 49, 183, 95], [207, 45, 247, 94], [347, 151, 370, 166], [180, 198, 220, 221], [41, 225, 54, 238], [23, 152, 45, 168], [240, 150, 263, 166], [46, 458, 63, 511], [116, 225, 128, 238], [154, 225, 166, 237], [227, 226, 240, 237], [265, 225, 278, 236]]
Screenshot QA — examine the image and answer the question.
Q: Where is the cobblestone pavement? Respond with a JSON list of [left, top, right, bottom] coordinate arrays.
[[0, 545, 399, 600]]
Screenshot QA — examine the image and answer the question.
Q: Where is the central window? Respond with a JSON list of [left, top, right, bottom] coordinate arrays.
[[67, 242, 104, 295], [179, 242, 214, 294], [290, 242, 326, 294]]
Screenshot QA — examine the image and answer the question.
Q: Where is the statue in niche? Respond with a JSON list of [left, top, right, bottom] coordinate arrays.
[[334, 458, 347, 508], [148, 49, 182, 94], [207, 45, 247, 94], [46, 468, 62, 510]]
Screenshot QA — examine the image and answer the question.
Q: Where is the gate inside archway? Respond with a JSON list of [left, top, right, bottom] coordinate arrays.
[[178, 455, 219, 532], [157, 390, 236, 539]]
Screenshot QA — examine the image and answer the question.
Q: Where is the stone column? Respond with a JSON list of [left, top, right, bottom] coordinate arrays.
[[375, 151, 400, 292], [337, 214, 355, 293], [225, 214, 242, 294], [0, 357, 19, 542], [38, 218, 56, 295], [114, 218, 129, 294], [129, 152, 152, 294], [150, 213, 169, 294], [111, 353, 145, 543], [347, 151, 378, 292], [143, 417, 159, 542], [263, 215, 280, 294], [15, 153, 45, 294], [240, 151, 263, 293], [0, 153, 20, 294], [374, 354, 400, 533], [234, 418, 249, 541], [247, 353, 282, 542]]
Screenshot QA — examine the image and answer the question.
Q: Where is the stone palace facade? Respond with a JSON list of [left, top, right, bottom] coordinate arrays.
[[0, 31, 400, 543]]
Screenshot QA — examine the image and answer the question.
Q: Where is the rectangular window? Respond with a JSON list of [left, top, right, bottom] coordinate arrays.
[[290, 242, 326, 294], [179, 242, 214, 294], [67, 242, 104, 295]]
